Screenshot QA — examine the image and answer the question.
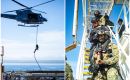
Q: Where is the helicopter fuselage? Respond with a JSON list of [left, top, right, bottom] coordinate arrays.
[[1, 10, 47, 24], [1, 0, 55, 26]]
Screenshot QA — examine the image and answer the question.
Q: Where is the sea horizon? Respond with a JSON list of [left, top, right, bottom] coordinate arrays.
[[3, 60, 64, 63], [3, 60, 64, 72]]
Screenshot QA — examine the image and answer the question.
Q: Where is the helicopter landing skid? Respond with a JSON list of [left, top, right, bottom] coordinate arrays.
[[18, 24, 39, 27]]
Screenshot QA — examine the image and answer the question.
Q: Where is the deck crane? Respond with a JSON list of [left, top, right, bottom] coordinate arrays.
[[65, 0, 79, 52], [66, 0, 130, 80]]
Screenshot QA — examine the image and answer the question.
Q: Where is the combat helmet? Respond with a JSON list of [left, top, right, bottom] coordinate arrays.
[[97, 29, 111, 38]]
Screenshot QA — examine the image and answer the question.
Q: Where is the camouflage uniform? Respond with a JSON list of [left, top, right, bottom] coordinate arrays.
[[92, 43, 119, 80]]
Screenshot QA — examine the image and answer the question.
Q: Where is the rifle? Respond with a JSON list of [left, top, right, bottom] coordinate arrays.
[[89, 51, 103, 73]]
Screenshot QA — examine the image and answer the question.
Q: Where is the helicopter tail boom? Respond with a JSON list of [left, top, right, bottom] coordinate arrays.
[[1, 14, 16, 20]]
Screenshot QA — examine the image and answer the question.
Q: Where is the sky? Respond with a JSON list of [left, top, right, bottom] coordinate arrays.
[[1, 0, 65, 62], [66, 0, 128, 79]]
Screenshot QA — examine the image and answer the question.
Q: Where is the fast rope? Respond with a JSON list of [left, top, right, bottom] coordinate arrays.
[[34, 26, 39, 53], [34, 26, 42, 70]]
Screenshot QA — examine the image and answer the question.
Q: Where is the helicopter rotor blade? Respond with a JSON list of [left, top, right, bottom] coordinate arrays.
[[32, 9, 47, 14], [12, 0, 29, 8], [30, 0, 55, 9], [3, 10, 17, 13], [3, 8, 25, 13]]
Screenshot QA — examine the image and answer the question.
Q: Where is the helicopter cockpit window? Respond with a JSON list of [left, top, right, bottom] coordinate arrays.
[[39, 14, 42, 18], [28, 13, 38, 22]]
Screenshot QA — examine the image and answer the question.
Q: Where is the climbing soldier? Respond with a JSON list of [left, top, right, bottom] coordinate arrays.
[[94, 10, 114, 28], [89, 25, 111, 64], [89, 30, 119, 80], [94, 10, 105, 26]]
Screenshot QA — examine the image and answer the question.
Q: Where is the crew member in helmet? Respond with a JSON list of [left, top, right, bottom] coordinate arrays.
[[118, 18, 125, 38], [94, 10, 102, 20], [94, 10, 106, 26], [94, 10, 114, 28]]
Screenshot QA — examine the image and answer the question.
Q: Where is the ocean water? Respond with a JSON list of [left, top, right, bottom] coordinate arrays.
[[4, 62, 64, 72]]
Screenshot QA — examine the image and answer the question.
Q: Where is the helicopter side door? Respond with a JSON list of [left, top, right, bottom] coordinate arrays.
[[27, 13, 39, 23], [16, 11, 28, 23]]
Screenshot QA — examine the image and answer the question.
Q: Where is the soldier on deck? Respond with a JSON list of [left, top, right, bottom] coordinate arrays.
[[89, 30, 119, 80]]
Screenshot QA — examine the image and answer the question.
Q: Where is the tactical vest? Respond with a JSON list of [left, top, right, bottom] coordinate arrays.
[[93, 43, 119, 66]]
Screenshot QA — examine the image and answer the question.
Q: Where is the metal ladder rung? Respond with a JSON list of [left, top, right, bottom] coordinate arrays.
[[90, 0, 112, 3], [84, 60, 90, 64], [83, 72, 92, 75], [84, 66, 89, 70], [84, 56, 89, 60]]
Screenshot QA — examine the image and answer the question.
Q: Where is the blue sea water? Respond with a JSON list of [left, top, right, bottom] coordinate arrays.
[[4, 63, 64, 72]]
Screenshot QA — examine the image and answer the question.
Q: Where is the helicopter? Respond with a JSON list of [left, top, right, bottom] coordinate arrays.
[[1, 0, 55, 27]]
